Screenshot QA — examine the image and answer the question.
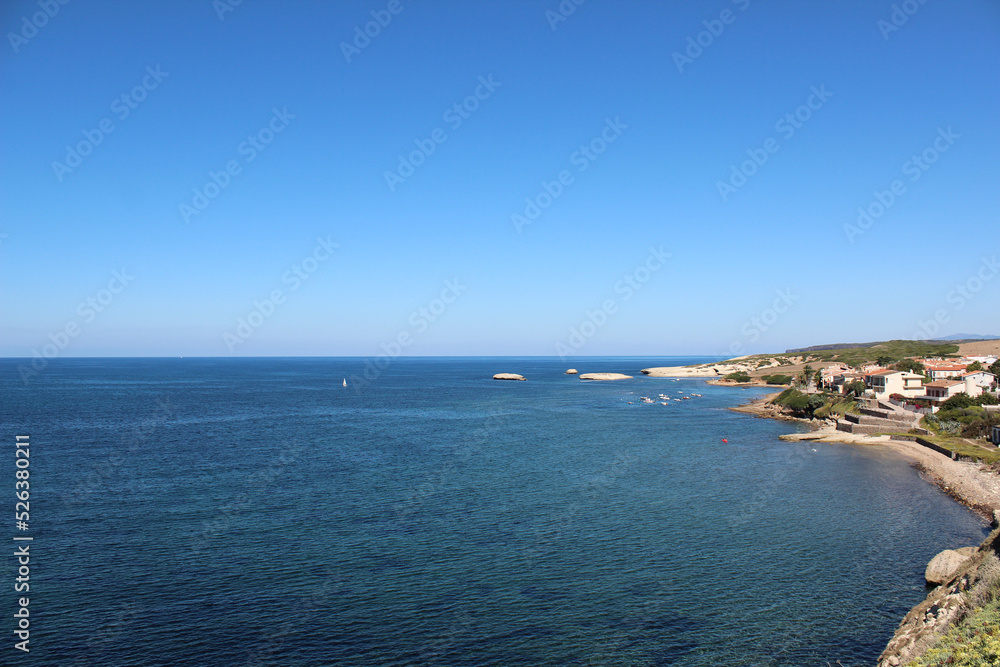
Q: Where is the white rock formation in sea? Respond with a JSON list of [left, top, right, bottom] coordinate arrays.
[[565, 369, 578, 375], [493, 373, 526, 381], [579, 373, 632, 381]]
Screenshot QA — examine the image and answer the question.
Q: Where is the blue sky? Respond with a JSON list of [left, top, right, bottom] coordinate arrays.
[[1, 0, 998, 358]]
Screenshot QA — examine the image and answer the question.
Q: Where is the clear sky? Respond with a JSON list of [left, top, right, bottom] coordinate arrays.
[[1, 0, 998, 358]]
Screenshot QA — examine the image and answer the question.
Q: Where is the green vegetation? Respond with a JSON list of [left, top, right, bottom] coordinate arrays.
[[924, 394, 1000, 439], [742, 340, 961, 368], [967, 360, 984, 372], [772, 389, 826, 417], [896, 358, 927, 375], [813, 398, 860, 420], [808, 340, 960, 366], [772, 389, 862, 420], [844, 379, 867, 397], [991, 360, 1000, 376], [761, 374, 792, 385], [909, 555, 1000, 667], [724, 371, 751, 382]]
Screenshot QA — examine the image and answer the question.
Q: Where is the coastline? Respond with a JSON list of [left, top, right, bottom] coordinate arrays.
[[730, 393, 1000, 519]]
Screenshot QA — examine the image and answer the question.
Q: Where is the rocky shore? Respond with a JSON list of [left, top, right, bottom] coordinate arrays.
[[734, 391, 1000, 665]]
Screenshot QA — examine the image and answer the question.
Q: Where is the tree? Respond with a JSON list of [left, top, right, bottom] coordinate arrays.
[[966, 361, 984, 372], [799, 364, 814, 386], [845, 380, 866, 397], [813, 369, 823, 387], [895, 359, 926, 375], [989, 359, 1000, 377], [876, 355, 896, 366]]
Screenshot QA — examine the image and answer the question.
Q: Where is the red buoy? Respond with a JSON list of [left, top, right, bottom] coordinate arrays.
[[722, 438, 728, 443]]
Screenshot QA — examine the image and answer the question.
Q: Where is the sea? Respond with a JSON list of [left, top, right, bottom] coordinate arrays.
[[1, 356, 989, 666]]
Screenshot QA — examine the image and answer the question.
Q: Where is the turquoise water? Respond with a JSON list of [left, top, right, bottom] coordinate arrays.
[[2, 357, 988, 665]]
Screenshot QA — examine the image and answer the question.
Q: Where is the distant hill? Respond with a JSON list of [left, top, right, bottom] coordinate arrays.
[[778, 340, 961, 366], [932, 334, 1000, 341], [786, 342, 875, 353], [786, 336, 998, 353]]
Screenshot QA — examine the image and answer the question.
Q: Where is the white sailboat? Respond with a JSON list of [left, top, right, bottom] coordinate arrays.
[[342, 378, 347, 387]]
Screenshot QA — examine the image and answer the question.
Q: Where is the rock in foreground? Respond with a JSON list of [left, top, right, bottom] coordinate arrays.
[[579, 373, 632, 381], [925, 549, 973, 586], [493, 373, 526, 381]]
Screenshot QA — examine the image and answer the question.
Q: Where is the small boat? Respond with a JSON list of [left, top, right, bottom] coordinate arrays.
[[342, 378, 347, 387]]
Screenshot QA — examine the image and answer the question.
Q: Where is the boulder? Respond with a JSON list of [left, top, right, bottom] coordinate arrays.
[[493, 373, 525, 381], [925, 549, 972, 586], [565, 369, 578, 375], [579, 373, 632, 381]]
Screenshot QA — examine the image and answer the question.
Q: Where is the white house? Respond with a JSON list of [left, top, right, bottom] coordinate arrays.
[[922, 379, 968, 402], [962, 371, 997, 393], [966, 355, 998, 366], [820, 364, 849, 387], [925, 363, 969, 380], [864, 369, 926, 399]]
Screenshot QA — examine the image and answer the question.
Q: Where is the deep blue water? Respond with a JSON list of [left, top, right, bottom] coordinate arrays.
[[1, 357, 989, 666]]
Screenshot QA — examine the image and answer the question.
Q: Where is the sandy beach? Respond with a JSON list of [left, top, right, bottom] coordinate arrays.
[[734, 394, 1000, 517]]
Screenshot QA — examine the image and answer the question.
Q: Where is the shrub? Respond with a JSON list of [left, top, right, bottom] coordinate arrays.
[[941, 393, 976, 410], [773, 389, 827, 417], [761, 374, 792, 385], [724, 371, 751, 383]]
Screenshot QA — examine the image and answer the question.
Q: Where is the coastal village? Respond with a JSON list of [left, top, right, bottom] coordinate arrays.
[[641, 339, 1000, 666], [641, 339, 1000, 449]]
